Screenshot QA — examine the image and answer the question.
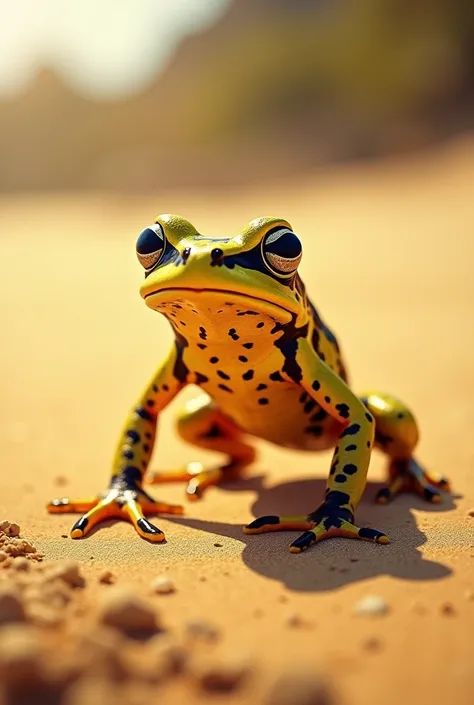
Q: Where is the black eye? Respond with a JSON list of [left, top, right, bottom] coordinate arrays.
[[262, 227, 302, 275], [136, 224, 165, 270]]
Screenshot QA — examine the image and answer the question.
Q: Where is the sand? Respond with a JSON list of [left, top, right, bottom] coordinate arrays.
[[1, 135, 474, 704]]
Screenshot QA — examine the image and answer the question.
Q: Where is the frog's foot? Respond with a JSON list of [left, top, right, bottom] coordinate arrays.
[[147, 462, 245, 501], [47, 479, 183, 542], [244, 505, 389, 554], [376, 458, 451, 505]]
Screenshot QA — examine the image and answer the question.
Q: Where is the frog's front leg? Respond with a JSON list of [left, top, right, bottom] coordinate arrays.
[[244, 339, 389, 553], [148, 394, 256, 500], [47, 347, 185, 542]]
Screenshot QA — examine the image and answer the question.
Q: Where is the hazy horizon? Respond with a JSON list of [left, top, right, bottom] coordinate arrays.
[[0, 0, 230, 99]]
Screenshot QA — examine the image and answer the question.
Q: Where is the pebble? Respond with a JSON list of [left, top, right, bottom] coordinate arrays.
[[0, 587, 26, 625], [265, 670, 336, 705], [151, 575, 176, 594], [354, 595, 390, 617], [49, 560, 86, 588], [214, 542, 223, 548], [98, 588, 161, 636], [186, 619, 220, 642], [440, 602, 456, 616], [467, 508, 474, 518], [98, 570, 116, 585], [362, 636, 383, 652], [192, 653, 251, 692], [0, 625, 43, 685], [284, 611, 306, 628], [0, 521, 21, 537]]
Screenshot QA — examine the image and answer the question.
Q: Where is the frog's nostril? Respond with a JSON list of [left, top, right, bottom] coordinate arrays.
[[182, 247, 191, 264], [211, 248, 224, 262]]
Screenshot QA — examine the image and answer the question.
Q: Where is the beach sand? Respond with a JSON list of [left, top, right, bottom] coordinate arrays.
[[1, 137, 474, 704]]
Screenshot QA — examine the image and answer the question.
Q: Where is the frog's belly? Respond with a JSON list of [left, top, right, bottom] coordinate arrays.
[[207, 384, 343, 451]]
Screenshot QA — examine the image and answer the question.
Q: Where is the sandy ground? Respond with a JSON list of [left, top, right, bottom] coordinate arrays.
[[1, 136, 474, 704]]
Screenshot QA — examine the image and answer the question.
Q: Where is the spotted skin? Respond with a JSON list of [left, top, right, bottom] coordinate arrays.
[[48, 214, 450, 547]]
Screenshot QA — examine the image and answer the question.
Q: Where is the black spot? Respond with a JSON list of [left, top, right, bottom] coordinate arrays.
[[228, 328, 239, 340], [324, 396, 331, 403], [306, 425, 323, 436], [304, 399, 317, 414], [136, 407, 153, 422], [367, 441, 371, 448], [312, 380, 321, 391], [122, 449, 134, 460], [269, 371, 284, 382], [152, 385, 158, 392], [257, 322, 264, 328], [145, 432, 152, 440], [163, 384, 169, 391], [211, 248, 223, 263], [340, 423, 361, 438], [258, 398, 269, 405], [237, 310, 258, 316], [335, 403, 350, 419], [242, 342, 254, 349], [217, 370, 230, 380], [345, 444, 357, 451], [299, 391, 308, 403], [239, 356, 248, 363], [143, 444, 150, 453], [243, 370, 254, 381], [197, 343, 207, 350], [335, 474, 347, 483], [218, 384, 233, 393], [195, 372, 209, 384], [397, 412, 405, 419], [126, 430, 140, 444], [343, 463, 357, 475], [179, 321, 186, 326], [199, 327, 207, 341], [146, 400, 155, 408], [210, 356, 219, 364], [256, 383, 267, 391], [310, 408, 327, 423], [365, 412, 374, 423], [182, 247, 191, 264]]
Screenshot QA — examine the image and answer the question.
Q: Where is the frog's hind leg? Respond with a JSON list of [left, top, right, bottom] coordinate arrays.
[[148, 394, 256, 500], [361, 392, 450, 504]]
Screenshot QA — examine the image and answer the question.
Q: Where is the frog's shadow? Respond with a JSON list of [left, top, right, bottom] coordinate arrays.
[[166, 474, 456, 591]]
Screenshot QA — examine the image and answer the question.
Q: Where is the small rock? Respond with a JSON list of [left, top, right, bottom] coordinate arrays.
[[440, 602, 456, 616], [99, 588, 160, 636], [49, 560, 85, 588], [0, 587, 26, 625], [186, 619, 220, 642], [214, 542, 223, 548], [151, 575, 175, 595], [12, 557, 30, 572], [61, 534, 68, 539], [265, 670, 335, 705], [362, 636, 383, 652], [192, 653, 251, 692], [354, 595, 389, 617], [467, 508, 474, 517], [98, 570, 116, 585], [285, 611, 306, 628], [0, 625, 43, 685], [0, 521, 21, 537]]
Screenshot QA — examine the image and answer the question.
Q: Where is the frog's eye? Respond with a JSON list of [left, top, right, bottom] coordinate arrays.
[[262, 227, 302, 276], [136, 223, 165, 270]]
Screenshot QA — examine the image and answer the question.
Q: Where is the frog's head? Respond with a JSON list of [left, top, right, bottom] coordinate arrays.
[[137, 215, 307, 334]]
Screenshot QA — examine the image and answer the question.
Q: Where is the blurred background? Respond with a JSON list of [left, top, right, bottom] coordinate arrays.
[[1, 0, 473, 192]]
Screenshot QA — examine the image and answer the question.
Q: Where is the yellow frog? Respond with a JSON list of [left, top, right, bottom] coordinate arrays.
[[48, 215, 449, 553]]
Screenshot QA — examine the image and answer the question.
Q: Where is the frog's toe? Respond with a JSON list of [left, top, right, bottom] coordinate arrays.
[[243, 515, 314, 535], [377, 458, 449, 505], [289, 521, 389, 554], [47, 497, 98, 514]]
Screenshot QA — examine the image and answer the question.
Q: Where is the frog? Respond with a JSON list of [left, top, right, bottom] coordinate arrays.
[[48, 215, 450, 552]]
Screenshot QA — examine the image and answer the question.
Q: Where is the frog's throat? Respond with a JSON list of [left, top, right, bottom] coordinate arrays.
[[143, 287, 296, 324]]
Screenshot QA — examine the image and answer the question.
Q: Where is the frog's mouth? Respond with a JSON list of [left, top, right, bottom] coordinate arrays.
[[143, 287, 295, 323]]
